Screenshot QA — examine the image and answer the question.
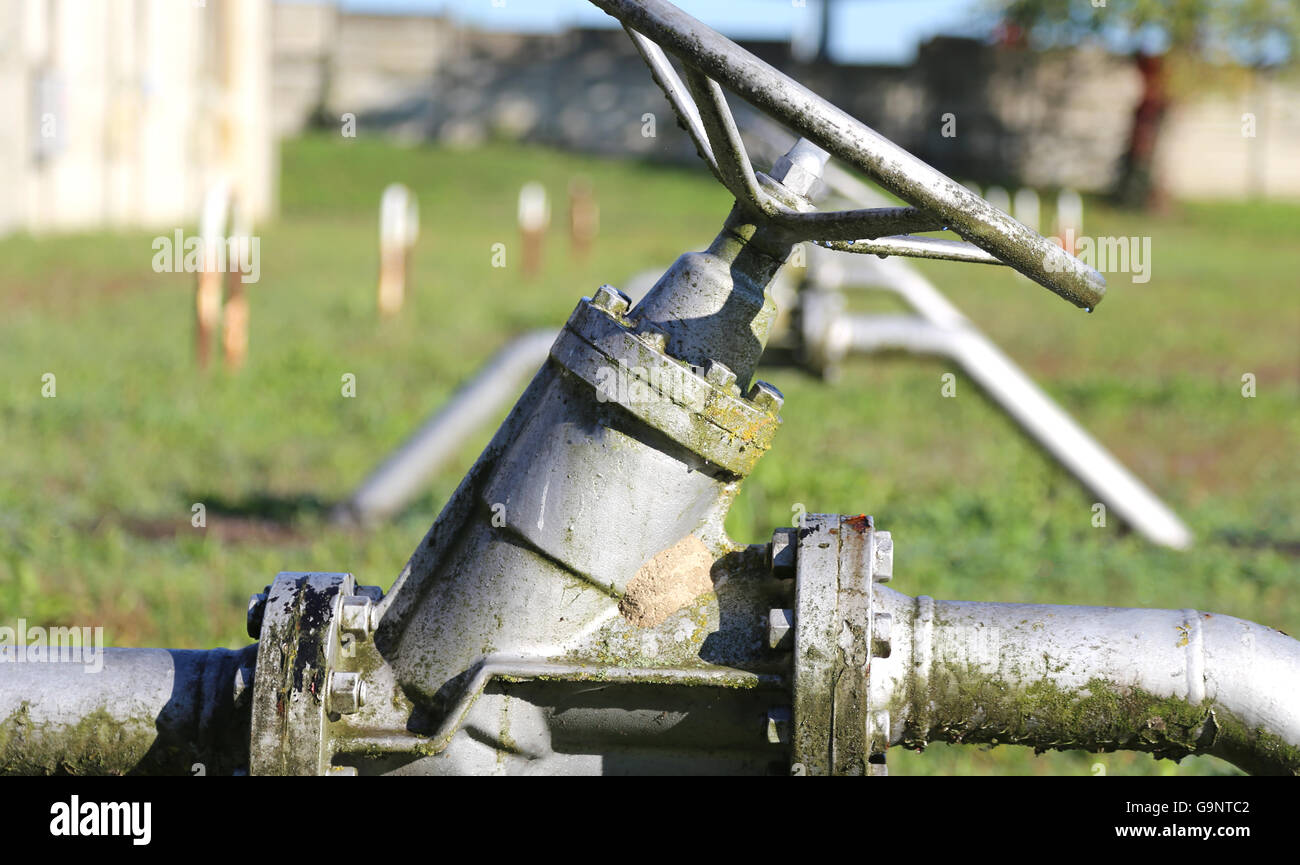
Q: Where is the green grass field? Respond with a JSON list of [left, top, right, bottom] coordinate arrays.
[[2, 136, 1297, 775]]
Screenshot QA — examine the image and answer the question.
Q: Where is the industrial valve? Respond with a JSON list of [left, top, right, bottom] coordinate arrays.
[[2, 0, 1297, 776]]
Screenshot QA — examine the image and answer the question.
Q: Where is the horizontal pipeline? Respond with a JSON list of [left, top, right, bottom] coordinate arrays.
[[0, 646, 255, 776], [872, 587, 1300, 775]]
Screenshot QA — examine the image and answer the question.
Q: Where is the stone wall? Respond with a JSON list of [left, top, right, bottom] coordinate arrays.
[[272, 2, 1300, 200]]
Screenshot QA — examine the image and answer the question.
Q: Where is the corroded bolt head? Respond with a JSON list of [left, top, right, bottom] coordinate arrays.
[[770, 527, 797, 578], [639, 329, 668, 353], [591, 284, 631, 316], [872, 530, 893, 583], [766, 707, 792, 745], [767, 608, 794, 651], [747, 380, 784, 414], [340, 595, 374, 641], [246, 591, 268, 639], [704, 359, 737, 391], [328, 672, 366, 715]]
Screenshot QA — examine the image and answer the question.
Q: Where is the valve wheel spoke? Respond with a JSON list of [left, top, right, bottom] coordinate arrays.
[[600, 0, 1106, 309]]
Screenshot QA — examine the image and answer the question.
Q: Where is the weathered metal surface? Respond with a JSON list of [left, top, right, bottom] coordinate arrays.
[[592, 0, 1107, 309], [868, 586, 1300, 775], [2, 0, 1294, 777], [0, 647, 254, 775], [249, 572, 352, 776]]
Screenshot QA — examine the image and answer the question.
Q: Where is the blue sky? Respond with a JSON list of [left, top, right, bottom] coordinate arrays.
[[309, 0, 993, 65]]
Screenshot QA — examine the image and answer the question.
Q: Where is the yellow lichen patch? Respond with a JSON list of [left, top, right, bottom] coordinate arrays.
[[619, 534, 715, 629]]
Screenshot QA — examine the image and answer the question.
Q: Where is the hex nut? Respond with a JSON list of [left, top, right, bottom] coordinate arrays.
[[340, 595, 374, 640], [638, 329, 668, 353], [770, 140, 829, 197], [591, 284, 631, 316], [767, 608, 794, 651], [770, 527, 797, 578], [704, 359, 737, 391], [766, 707, 792, 745], [873, 530, 893, 583], [747, 380, 784, 414], [246, 591, 268, 639], [328, 672, 366, 715]]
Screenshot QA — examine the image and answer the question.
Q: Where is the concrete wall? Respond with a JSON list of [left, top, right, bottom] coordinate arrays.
[[270, 3, 1300, 201], [0, 0, 274, 237], [1157, 78, 1300, 200]]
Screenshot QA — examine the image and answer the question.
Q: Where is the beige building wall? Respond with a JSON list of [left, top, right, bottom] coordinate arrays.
[[0, 0, 274, 237], [1157, 78, 1300, 200]]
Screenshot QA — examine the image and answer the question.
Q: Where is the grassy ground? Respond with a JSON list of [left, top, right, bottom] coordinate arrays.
[[2, 136, 1297, 775]]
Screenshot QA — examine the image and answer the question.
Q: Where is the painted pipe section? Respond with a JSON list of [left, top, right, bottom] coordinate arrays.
[[871, 586, 1300, 775], [0, 646, 255, 775], [335, 329, 557, 524]]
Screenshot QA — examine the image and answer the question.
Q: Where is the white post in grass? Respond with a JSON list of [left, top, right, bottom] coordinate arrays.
[[518, 181, 549, 279], [1055, 189, 1083, 257], [983, 185, 1011, 215], [568, 176, 598, 261], [378, 183, 419, 317], [1013, 187, 1040, 233], [197, 179, 252, 370]]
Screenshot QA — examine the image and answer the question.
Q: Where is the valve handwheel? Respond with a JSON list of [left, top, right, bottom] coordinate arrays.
[[590, 0, 1107, 311]]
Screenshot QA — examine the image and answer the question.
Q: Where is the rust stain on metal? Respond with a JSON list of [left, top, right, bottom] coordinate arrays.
[[844, 514, 872, 533]]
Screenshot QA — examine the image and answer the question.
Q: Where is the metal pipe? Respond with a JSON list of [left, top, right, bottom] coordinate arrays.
[[744, 110, 1194, 548], [334, 329, 557, 524], [0, 647, 254, 775], [871, 587, 1300, 775], [843, 304, 1193, 549]]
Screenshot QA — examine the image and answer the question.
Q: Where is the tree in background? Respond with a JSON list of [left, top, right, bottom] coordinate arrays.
[[995, 0, 1299, 207]]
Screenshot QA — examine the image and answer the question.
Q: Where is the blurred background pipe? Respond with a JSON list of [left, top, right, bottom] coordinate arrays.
[[334, 329, 557, 524]]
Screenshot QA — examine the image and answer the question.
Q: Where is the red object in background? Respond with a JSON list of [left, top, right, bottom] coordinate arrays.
[[1129, 53, 1168, 162], [993, 20, 1028, 49]]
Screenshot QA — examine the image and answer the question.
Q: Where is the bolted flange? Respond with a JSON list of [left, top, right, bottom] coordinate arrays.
[[249, 571, 355, 776], [790, 514, 894, 775]]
